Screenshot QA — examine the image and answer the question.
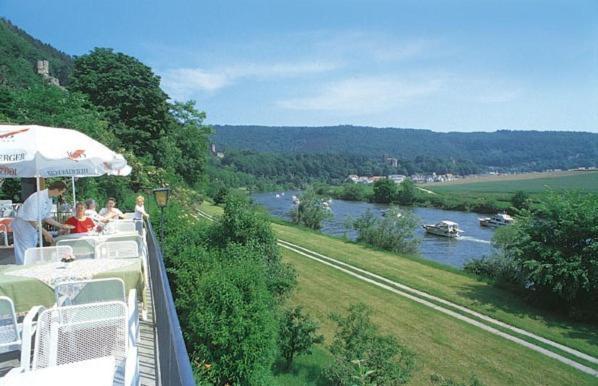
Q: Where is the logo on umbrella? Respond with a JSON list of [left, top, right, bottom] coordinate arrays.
[[0, 128, 30, 141], [67, 149, 87, 161]]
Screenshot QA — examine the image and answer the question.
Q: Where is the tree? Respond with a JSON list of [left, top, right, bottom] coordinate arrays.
[[174, 257, 278, 385], [290, 189, 333, 230], [69, 48, 171, 162], [278, 306, 324, 369], [511, 190, 530, 210], [169, 101, 212, 186], [494, 191, 598, 320], [325, 303, 415, 385], [353, 208, 420, 255], [372, 178, 398, 204], [396, 179, 417, 206]]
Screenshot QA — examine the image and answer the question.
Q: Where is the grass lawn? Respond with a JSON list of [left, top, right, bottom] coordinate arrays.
[[271, 345, 332, 386], [199, 201, 598, 362], [281, 248, 597, 385], [427, 171, 598, 194]]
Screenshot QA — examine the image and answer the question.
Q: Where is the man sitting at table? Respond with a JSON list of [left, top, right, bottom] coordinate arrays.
[[99, 197, 125, 220], [64, 202, 96, 234]]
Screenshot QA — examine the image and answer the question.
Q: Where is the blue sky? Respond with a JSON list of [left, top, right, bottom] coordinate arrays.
[[2, 0, 597, 132]]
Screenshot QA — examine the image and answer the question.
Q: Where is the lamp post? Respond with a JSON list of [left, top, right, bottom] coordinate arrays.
[[152, 187, 171, 242]]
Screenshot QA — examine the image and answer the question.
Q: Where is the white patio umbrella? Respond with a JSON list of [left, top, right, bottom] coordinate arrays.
[[0, 124, 131, 249]]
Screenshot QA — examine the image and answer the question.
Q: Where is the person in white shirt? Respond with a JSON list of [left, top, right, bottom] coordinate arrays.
[[84, 198, 107, 224], [12, 181, 75, 264], [98, 197, 124, 220], [134, 195, 149, 221]]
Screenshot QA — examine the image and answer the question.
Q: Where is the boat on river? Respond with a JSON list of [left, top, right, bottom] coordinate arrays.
[[479, 213, 513, 227], [422, 220, 463, 238]]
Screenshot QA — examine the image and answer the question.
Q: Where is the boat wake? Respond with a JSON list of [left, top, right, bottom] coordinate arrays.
[[458, 236, 491, 244]]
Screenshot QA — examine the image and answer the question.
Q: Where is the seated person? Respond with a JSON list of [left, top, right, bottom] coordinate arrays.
[[99, 197, 125, 220], [65, 202, 96, 234], [85, 198, 108, 224]]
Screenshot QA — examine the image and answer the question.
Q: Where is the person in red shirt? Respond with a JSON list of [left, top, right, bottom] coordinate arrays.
[[64, 202, 96, 234]]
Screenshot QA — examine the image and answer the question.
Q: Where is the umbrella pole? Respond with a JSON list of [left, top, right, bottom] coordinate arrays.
[[36, 176, 43, 248], [71, 176, 76, 207]]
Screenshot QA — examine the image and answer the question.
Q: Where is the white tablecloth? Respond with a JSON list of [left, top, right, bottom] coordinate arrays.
[[1, 356, 115, 386], [5, 259, 136, 288]]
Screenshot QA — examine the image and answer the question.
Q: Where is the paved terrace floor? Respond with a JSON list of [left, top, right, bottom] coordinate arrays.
[[0, 246, 159, 385]]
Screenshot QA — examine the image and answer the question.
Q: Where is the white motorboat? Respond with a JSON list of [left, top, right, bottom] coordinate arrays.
[[422, 220, 463, 238], [479, 213, 513, 227]]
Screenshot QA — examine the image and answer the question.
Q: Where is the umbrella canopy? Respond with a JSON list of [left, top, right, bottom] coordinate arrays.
[[0, 125, 131, 177]]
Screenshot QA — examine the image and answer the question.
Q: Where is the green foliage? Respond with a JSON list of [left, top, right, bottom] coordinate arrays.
[[397, 179, 417, 205], [210, 192, 296, 299], [325, 303, 415, 385], [290, 189, 333, 230], [493, 192, 598, 320], [372, 178, 398, 203], [0, 18, 73, 88], [213, 125, 597, 172], [69, 48, 171, 161], [169, 101, 212, 186], [213, 185, 229, 205], [278, 306, 324, 369], [511, 190, 530, 210], [353, 208, 420, 255], [336, 182, 372, 201], [176, 256, 278, 385]]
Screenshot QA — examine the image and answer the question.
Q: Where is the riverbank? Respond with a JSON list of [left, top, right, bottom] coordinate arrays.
[[199, 201, 598, 385]]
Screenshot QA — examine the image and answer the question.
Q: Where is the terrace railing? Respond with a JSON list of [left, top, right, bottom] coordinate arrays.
[[145, 220, 195, 386]]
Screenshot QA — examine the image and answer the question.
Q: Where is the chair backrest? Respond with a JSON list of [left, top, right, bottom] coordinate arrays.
[[0, 200, 13, 217], [54, 278, 126, 307], [97, 240, 139, 259], [32, 301, 128, 370], [23, 246, 74, 265], [104, 220, 136, 234], [56, 238, 97, 259], [0, 296, 19, 349]]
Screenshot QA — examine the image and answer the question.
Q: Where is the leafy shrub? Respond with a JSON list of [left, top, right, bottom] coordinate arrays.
[[290, 188, 333, 230], [325, 304, 415, 385], [278, 306, 324, 369], [353, 208, 420, 255]]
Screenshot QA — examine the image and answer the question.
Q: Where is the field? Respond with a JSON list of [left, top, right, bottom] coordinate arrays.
[[199, 202, 598, 385], [426, 171, 598, 194]]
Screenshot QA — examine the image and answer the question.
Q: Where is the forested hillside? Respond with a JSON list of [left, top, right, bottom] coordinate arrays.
[[0, 18, 73, 87], [213, 125, 598, 171]]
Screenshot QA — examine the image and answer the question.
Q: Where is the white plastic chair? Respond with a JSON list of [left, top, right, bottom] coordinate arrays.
[[54, 278, 139, 347], [104, 220, 136, 234], [23, 246, 74, 265], [0, 223, 8, 247], [14, 301, 139, 385], [97, 241, 139, 259], [0, 200, 13, 217], [54, 278, 126, 307], [0, 297, 45, 367], [0, 296, 20, 353], [56, 238, 97, 259]]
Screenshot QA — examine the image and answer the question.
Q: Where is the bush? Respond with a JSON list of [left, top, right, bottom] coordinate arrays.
[[278, 306, 324, 369], [493, 191, 598, 320], [325, 304, 415, 385], [290, 188, 333, 230], [372, 178, 398, 203], [175, 257, 278, 385], [353, 208, 420, 255]]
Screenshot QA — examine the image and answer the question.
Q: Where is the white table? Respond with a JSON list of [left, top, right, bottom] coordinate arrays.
[[1, 356, 116, 386]]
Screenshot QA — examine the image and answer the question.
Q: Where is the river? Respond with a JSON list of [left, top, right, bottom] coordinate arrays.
[[251, 190, 497, 268]]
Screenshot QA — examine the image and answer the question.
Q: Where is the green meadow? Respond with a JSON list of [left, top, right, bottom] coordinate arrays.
[[428, 171, 598, 194], [200, 202, 598, 385]]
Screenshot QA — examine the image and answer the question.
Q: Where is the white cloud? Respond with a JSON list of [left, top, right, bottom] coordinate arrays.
[[277, 76, 443, 113], [161, 61, 339, 100]]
